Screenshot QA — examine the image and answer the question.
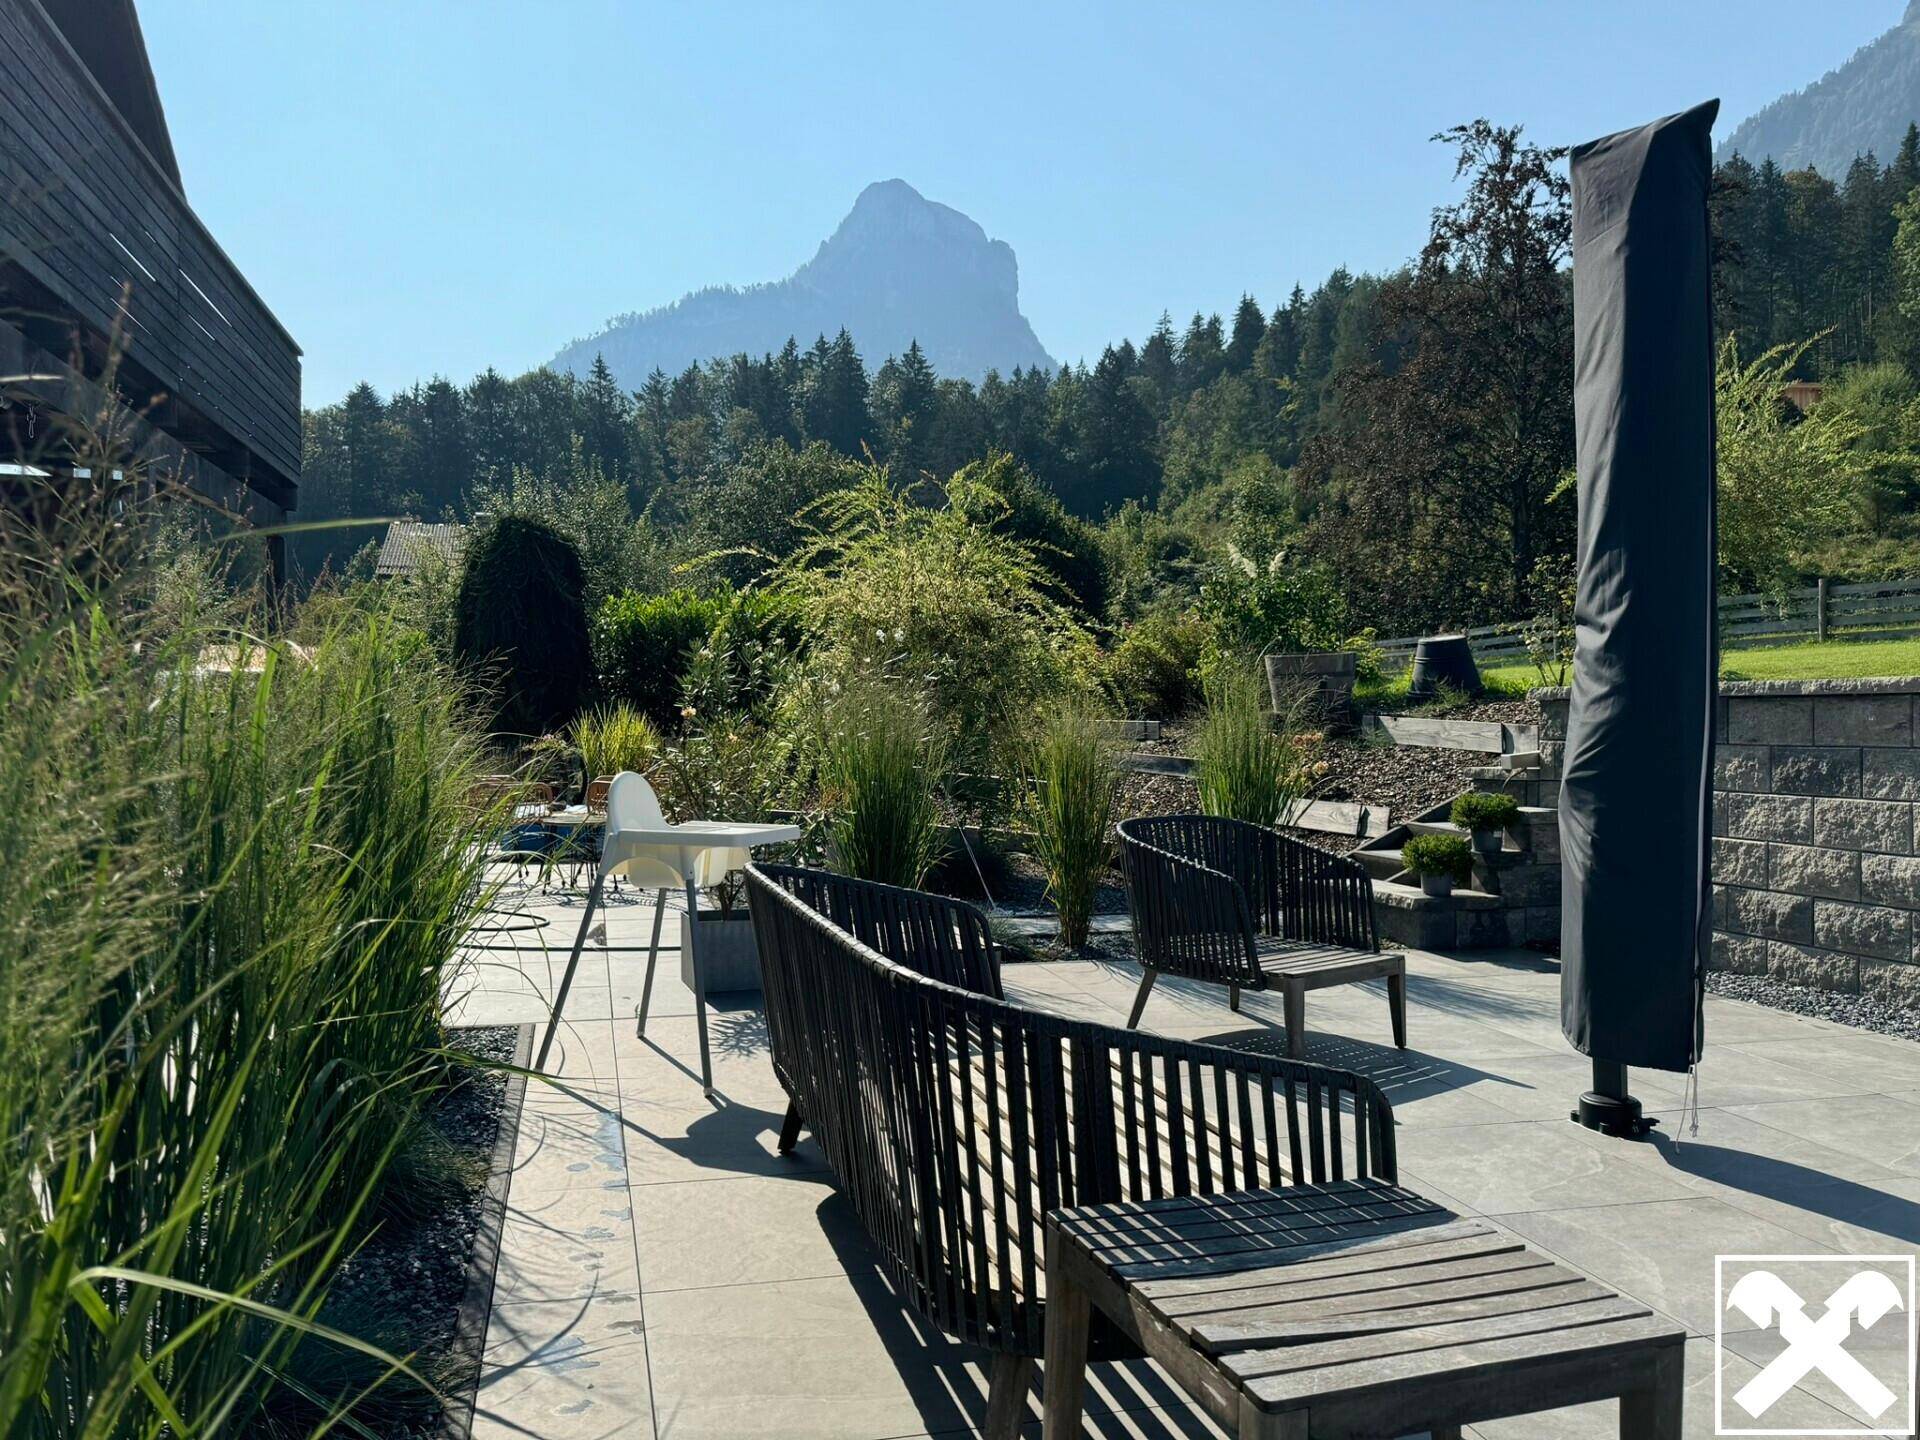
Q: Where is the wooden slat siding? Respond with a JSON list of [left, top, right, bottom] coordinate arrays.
[[0, 0, 299, 494], [751, 863, 1395, 1361], [1367, 715, 1537, 755]]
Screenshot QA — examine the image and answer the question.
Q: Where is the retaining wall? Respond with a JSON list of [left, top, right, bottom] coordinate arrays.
[[1537, 681, 1920, 1005]]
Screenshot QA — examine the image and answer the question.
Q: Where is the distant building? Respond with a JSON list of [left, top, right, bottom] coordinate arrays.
[[374, 521, 466, 579], [1780, 380, 1824, 413]]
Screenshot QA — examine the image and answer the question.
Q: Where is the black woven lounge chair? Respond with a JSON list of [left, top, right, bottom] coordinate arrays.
[[746, 862, 1398, 1437], [1116, 814, 1408, 1057]]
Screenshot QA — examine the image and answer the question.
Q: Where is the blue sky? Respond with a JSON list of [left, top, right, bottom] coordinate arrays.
[[144, 1, 1899, 406]]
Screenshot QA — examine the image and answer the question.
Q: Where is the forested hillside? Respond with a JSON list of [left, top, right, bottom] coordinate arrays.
[[297, 121, 1920, 639]]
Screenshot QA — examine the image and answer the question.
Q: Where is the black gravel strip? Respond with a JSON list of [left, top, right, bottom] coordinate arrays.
[[1707, 971, 1920, 1044]]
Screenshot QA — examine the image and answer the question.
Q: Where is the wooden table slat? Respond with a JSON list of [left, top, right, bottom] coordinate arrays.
[[1191, 1279, 1619, 1354], [1162, 1250, 1573, 1327], [1111, 1209, 1456, 1282], [1145, 1228, 1520, 1312]]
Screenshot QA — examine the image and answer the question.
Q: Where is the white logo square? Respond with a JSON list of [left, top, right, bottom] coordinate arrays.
[[1715, 1254, 1917, 1436]]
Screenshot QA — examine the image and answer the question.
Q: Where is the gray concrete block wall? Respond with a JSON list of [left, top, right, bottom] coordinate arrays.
[[1538, 681, 1920, 1003]]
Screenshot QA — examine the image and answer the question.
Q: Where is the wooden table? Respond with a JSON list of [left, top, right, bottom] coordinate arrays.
[[1040, 1178, 1684, 1439]]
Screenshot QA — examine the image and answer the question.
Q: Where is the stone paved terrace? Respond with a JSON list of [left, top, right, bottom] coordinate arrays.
[[447, 878, 1920, 1439]]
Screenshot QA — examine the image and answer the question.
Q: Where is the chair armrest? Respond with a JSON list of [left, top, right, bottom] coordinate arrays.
[[1119, 830, 1263, 988]]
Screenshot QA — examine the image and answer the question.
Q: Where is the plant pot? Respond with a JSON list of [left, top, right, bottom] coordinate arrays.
[[681, 908, 760, 993], [1265, 652, 1358, 733], [1471, 828, 1504, 858], [1419, 871, 1454, 899]]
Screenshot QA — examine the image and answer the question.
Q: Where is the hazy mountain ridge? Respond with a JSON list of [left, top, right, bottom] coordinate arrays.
[[1719, 1, 1920, 174], [552, 179, 1056, 385]]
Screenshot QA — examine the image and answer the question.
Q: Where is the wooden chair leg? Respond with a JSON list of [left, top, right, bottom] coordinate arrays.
[[634, 888, 667, 1037], [1125, 969, 1156, 1028], [1620, 1342, 1683, 1440], [1284, 983, 1306, 1060], [1041, 1228, 1089, 1439], [776, 1100, 805, 1154], [984, 1352, 1034, 1440], [1387, 966, 1408, 1049], [1229, 982, 1241, 1012]]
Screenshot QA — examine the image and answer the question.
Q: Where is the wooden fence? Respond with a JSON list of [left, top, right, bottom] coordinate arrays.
[[1375, 577, 1920, 670]]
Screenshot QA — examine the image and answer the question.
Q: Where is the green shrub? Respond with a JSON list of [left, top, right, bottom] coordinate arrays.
[[593, 588, 727, 727], [1192, 666, 1318, 827], [1102, 610, 1208, 718], [823, 684, 949, 889], [453, 514, 592, 736], [1450, 791, 1521, 832], [1403, 832, 1473, 882], [1018, 705, 1121, 948], [572, 703, 661, 779], [1197, 552, 1349, 682]]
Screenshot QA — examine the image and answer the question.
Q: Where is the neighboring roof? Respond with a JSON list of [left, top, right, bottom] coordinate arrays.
[[375, 521, 467, 578], [38, 0, 182, 189]]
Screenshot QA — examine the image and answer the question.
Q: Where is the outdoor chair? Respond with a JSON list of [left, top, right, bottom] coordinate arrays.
[[746, 862, 1397, 1437], [1117, 814, 1407, 1058]]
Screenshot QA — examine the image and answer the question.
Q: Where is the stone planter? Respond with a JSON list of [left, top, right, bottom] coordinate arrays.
[[681, 908, 760, 993], [1470, 827, 1504, 858], [1419, 871, 1454, 899], [1265, 652, 1357, 732]]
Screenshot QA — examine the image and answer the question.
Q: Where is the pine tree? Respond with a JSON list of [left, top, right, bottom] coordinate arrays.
[[580, 354, 634, 482], [1225, 294, 1265, 371]]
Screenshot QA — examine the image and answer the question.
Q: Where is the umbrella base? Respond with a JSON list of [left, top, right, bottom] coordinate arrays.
[[1571, 1059, 1656, 1138]]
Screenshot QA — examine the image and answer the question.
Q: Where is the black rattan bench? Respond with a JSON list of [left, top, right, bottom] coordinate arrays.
[[746, 862, 1399, 1436], [1117, 815, 1407, 1058]]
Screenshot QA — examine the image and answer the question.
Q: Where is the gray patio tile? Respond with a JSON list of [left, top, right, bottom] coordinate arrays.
[[1731, 1029, 1920, 1094], [631, 1172, 864, 1292], [643, 1272, 1208, 1440], [491, 1187, 640, 1305], [619, 1094, 828, 1186], [1637, 1104, 1909, 1192], [1680, 1041, 1886, 1107], [1728, 1092, 1920, 1175], [508, 1098, 629, 1194], [1699, 994, 1853, 1044], [1710, 1170, 1920, 1253], [1463, 1335, 1857, 1439], [616, 1012, 790, 1106], [1495, 1196, 1838, 1335], [1395, 1118, 1702, 1215], [472, 1295, 652, 1439]]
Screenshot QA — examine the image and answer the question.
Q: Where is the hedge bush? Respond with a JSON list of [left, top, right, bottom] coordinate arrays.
[[453, 514, 591, 736], [1403, 832, 1473, 882], [593, 589, 728, 728]]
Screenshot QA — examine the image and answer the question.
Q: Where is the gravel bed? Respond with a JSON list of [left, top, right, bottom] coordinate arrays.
[[312, 1024, 517, 1437], [1706, 971, 1920, 1044]]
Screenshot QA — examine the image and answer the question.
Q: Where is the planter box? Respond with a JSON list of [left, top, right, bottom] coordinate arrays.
[[1265, 652, 1358, 732], [681, 909, 760, 993]]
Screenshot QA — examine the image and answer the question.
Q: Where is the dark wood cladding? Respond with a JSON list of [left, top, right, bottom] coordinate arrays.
[[0, 0, 299, 505]]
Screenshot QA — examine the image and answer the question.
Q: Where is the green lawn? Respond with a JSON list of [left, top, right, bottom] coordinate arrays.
[[1357, 633, 1920, 710]]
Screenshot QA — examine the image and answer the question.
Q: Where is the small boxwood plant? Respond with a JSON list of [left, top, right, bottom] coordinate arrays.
[[1450, 791, 1521, 832], [1403, 832, 1473, 884]]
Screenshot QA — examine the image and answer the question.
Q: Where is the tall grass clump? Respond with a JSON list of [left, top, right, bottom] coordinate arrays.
[[0, 469, 494, 1437], [572, 702, 661, 778], [823, 684, 948, 888], [1018, 705, 1121, 948], [1192, 665, 1318, 828]]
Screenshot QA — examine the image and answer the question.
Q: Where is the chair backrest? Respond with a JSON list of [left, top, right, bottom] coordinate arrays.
[[606, 771, 666, 832], [585, 776, 614, 812], [756, 863, 1002, 997], [746, 862, 1396, 1360], [1120, 815, 1378, 988]]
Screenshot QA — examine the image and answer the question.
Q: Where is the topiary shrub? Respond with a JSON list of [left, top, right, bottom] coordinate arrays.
[[453, 515, 591, 737], [1402, 832, 1473, 884], [1450, 791, 1521, 832], [592, 589, 728, 728]]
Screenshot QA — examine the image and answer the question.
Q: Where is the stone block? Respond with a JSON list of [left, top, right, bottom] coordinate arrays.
[[1721, 792, 1813, 845], [1537, 699, 1568, 740], [1725, 887, 1812, 943], [1763, 941, 1860, 993], [1713, 745, 1770, 794], [1863, 750, 1920, 801], [1714, 695, 1729, 743], [1454, 907, 1512, 949], [1814, 694, 1913, 747], [1811, 798, 1913, 854], [1812, 899, 1909, 960], [1767, 844, 1859, 900], [1522, 906, 1559, 944], [1710, 837, 1768, 888], [1860, 956, 1920, 1006], [1769, 746, 1862, 797], [1728, 696, 1812, 746], [1709, 931, 1768, 975], [1712, 885, 1730, 927], [1495, 863, 1559, 908], [1861, 853, 1920, 909]]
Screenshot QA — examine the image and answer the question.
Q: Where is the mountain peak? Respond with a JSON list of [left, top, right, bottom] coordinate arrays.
[[553, 182, 1054, 386], [1720, 5, 1920, 174]]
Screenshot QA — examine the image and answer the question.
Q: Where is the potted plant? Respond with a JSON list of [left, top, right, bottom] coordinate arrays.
[[1403, 832, 1473, 898], [1450, 791, 1522, 857]]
